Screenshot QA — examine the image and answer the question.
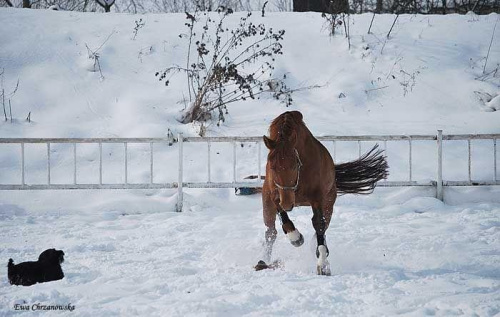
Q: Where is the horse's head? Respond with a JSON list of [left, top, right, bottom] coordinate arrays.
[[263, 133, 301, 212]]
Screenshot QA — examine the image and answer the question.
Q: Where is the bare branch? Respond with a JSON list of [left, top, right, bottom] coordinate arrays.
[[483, 16, 499, 74]]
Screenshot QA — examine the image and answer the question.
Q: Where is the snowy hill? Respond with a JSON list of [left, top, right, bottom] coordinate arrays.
[[0, 8, 499, 316], [0, 9, 499, 138]]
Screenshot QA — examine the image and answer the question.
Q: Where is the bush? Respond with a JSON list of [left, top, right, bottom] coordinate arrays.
[[156, 7, 291, 131]]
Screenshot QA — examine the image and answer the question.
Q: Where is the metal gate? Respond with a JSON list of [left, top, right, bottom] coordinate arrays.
[[0, 130, 498, 211]]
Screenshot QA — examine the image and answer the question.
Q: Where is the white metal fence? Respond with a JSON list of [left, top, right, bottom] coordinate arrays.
[[0, 130, 498, 211]]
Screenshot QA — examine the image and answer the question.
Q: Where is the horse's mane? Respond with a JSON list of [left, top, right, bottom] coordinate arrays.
[[267, 111, 304, 169], [269, 111, 304, 142]]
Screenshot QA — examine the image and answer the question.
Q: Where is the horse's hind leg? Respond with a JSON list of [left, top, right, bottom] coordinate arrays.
[[312, 207, 331, 276]]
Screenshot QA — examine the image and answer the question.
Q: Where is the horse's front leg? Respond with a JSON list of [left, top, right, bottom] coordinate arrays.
[[279, 211, 304, 247], [312, 208, 331, 276], [259, 186, 279, 265], [255, 224, 277, 271], [263, 225, 277, 263]]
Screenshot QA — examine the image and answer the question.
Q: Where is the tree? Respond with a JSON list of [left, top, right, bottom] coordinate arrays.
[[293, 0, 324, 12], [376, 0, 383, 12], [95, 0, 115, 11]]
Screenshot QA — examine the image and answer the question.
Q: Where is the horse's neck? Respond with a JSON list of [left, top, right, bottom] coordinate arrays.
[[295, 126, 314, 151]]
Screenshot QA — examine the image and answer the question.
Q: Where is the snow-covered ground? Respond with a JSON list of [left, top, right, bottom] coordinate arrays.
[[1, 189, 499, 316], [0, 8, 499, 316]]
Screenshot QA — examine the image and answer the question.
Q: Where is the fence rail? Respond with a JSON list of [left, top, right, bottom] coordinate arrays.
[[0, 130, 498, 211]]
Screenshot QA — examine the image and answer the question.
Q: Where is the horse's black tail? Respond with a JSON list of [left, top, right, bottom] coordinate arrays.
[[335, 144, 389, 195]]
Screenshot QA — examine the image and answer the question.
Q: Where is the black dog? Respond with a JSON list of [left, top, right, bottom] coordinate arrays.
[[8, 249, 65, 286]]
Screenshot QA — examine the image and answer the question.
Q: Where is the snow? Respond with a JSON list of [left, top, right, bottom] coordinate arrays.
[[487, 94, 500, 111], [0, 10, 499, 138], [1, 190, 499, 315], [1, 8, 500, 316]]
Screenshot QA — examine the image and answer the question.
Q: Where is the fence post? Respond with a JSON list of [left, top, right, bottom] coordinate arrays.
[[494, 139, 497, 182], [124, 142, 128, 185], [73, 143, 77, 185], [150, 142, 154, 184], [233, 141, 237, 183], [437, 130, 443, 201], [47, 143, 51, 185], [207, 141, 211, 183], [408, 137, 413, 182], [21, 143, 25, 186], [99, 142, 103, 185], [176, 133, 184, 212]]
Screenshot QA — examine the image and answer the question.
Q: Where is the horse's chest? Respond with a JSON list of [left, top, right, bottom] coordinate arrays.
[[294, 192, 314, 206], [295, 184, 332, 204]]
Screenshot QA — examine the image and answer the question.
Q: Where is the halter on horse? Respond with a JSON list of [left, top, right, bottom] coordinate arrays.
[[258, 111, 388, 275]]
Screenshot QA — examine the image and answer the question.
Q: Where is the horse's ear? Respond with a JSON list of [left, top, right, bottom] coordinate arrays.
[[263, 136, 276, 150], [289, 111, 303, 122]]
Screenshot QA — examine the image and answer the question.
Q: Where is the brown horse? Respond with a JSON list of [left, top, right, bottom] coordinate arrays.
[[258, 111, 388, 275]]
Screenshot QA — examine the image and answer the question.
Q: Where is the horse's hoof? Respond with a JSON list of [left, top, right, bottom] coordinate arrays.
[[255, 260, 283, 271], [290, 233, 304, 247], [317, 264, 332, 276], [291, 233, 304, 247], [286, 230, 304, 247], [316, 245, 331, 275], [254, 260, 269, 271]]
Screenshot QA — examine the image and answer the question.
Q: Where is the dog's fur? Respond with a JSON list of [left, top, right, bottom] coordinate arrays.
[[8, 249, 65, 286]]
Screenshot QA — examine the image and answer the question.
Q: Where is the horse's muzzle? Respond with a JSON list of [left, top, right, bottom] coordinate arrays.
[[278, 191, 295, 212]]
